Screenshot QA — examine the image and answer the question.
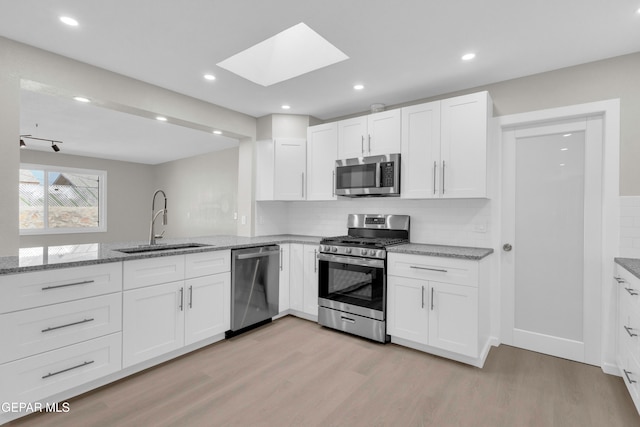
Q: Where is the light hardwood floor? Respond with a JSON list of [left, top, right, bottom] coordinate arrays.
[[8, 316, 640, 427]]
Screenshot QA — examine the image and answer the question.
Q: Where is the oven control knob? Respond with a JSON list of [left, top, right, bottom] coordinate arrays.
[[331, 246, 338, 253], [345, 248, 352, 254], [361, 249, 368, 255]]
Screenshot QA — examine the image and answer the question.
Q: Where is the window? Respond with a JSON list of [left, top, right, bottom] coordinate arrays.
[[19, 164, 107, 234]]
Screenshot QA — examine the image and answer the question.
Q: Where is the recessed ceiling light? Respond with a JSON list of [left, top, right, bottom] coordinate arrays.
[[563, 133, 572, 137], [281, 105, 291, 110], [73, 96, 90, 103], [204, 74, 216, 81], [213, 130, 222, 135], [156, 116, 167, 122], [353, 84, 364, 90], [560, 148, 569, 151], [59, 16, 79, 26], [462, 53, 476, 61], [560, 163, 566, 167]]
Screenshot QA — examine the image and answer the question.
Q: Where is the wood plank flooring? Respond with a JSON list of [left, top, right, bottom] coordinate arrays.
[[8, 316, 640, 427]]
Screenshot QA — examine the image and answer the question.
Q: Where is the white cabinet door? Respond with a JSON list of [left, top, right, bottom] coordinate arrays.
[[289, 244, 304, 312], [401, 101, 441, 199], [306, 123, 338, 200], [278, 244, 291, 313], [274, 138, 307, 200], [387, 275, 428, 344], [367, 109, 401, 156], [303, 245, 319, 316], [338, 116, 367, 159], [440, 92, 489, 198], [428, 281, 478, 357], [122, 281, 185, 368], [184, 272, 230, 346]]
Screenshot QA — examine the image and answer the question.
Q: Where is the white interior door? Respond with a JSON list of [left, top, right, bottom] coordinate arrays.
[[501, 117, 603, 365]]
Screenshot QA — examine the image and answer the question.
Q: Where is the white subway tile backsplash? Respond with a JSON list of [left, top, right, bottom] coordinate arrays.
[[620, 196, 640, 258]]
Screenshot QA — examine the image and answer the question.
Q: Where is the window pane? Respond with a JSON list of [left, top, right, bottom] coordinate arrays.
[[19, 169, 44, 229], [47, 172, 100, 229]]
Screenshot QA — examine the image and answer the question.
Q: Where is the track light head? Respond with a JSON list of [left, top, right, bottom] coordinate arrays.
[[51, 143, 60, 152], [20, 139, 26, 148]]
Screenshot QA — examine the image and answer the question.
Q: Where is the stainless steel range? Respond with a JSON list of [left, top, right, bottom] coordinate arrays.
[[317, 214, 410, 342]]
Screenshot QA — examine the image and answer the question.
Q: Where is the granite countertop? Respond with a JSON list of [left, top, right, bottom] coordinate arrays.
[[0, 235, 323, 275], [615, 257, 640, 280], [387, 243, 494, 260]]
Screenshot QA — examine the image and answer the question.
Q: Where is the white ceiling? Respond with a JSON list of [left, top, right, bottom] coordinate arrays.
[[2, 0, 640, 163]]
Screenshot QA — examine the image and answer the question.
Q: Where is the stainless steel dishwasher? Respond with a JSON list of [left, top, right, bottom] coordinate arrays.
[[227, 245, 280, 337]]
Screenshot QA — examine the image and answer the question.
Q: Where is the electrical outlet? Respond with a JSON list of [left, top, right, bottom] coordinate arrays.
[[241, 215, 246, 225], [233, 212, 238, 220], [473, 223, 487, 233]]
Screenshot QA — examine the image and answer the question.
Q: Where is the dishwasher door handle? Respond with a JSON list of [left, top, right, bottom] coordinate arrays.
[[235, 249, 281, 260]]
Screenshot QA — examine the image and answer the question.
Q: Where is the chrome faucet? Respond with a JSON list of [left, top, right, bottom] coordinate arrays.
[[149, 189, 168, 245]]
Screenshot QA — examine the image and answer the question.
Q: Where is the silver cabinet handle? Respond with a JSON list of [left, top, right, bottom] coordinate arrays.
[[332, 171, 336, 197], [624, 369, 637, 384], [625, 326, 638, 337], [442, 160, 446, 195], [189, 285, 193, 309], [361, 135, 364, 155], [431, 287, 435, 310], [368, 134, 371, 154], [614, 276, 626, 284], [301, 172, 305, 198], [341, 316, 356, 324], [421, 286, 425, 308], [42, 318, 95, 333], [625, 288, 639, 296], [280, 248, 283, 271], [433, 161, 437, 195], [410, 266, 448, 273], [314, 249, 318, 273], [179, 287, 184, 311], [42, 280, 94, 291], [42, 360, 94, 379]]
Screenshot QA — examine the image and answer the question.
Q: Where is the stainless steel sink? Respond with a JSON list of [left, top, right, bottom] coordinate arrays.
[[114, 243, 212, 254]]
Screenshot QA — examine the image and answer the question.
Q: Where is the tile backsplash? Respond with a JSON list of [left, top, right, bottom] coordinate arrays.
[[256, 198, 493, 248], [620, 196, 640, 258]]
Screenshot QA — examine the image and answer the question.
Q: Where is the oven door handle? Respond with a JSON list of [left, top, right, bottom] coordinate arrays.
[[317, 253, 385, 269]]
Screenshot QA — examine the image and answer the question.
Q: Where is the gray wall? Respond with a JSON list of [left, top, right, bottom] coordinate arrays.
[[19, 150, 155, 247], [154, 148, 239, 238]]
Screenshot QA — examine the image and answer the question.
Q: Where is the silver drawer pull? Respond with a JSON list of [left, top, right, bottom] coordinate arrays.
[[341, 316, 356, 324], [42, 360, 94, 379], [42, 280, 94, 291], [625, 288, 639, 296], [42, 318, 95, 333], [410, 266, 448, 273], [624, 326, 638, 337], [614, 276, 626, 284], [623, 369, 637, 384]]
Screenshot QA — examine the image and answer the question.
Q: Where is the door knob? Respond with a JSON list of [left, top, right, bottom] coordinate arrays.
[[503, 243, 513, 252]]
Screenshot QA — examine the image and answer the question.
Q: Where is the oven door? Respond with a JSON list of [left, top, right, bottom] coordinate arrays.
[[317, 253, 386, 320]]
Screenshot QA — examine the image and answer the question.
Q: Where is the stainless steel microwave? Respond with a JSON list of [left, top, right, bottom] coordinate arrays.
[[335, 153, 400, 197]]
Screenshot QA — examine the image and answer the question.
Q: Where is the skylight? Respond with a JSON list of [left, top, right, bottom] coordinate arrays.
[[217, 22, 349, 87]]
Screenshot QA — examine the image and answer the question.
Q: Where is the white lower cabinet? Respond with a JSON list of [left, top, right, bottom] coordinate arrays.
[[122, 251, 231, 368], [387, 253, 488, 364], [289, 243, 319, 318], [278, 244, 291, 313]]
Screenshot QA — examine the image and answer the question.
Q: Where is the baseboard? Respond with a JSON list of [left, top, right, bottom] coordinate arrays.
[[601, 361, 621, 376]]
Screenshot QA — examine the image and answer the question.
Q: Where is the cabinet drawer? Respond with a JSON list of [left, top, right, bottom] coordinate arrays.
[[387, 253, 478, 287], [0, 333, 121, 405], [124, 255, 185, 290], [616, 265, 640, 312], [0, 263, 123, 314], [620, 348, 640, 411], [0, 293, 122, 364], [185, 250, 230, 279]]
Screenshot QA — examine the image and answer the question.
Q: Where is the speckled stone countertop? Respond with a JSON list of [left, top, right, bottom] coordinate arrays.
[[387, 243, 494, 260], [0, 235, 322, 275], [615, 258, 640, 280]]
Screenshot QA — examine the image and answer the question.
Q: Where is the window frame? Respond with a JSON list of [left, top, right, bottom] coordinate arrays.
[[19, 163, 108, 235]]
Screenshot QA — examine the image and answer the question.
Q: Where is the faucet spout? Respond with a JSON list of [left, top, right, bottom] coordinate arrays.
[[150, 190, 168, 245]]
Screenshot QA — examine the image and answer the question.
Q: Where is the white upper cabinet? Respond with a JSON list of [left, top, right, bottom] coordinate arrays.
[[367, 109, 401, 156], [256, 138, 307, 201], [338, 116, 367, 159], [306, 122, 338, 200], [401, 91, 491, 199], [338, 109, 401, 159], [401, 101, 441, 199], [440, 92, 490, 198]]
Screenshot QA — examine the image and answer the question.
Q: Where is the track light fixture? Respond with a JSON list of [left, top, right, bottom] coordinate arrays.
[[19, 135, 63, 152]]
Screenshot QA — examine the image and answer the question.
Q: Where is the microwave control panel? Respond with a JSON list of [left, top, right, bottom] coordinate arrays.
[[380, 162, 395, 187]]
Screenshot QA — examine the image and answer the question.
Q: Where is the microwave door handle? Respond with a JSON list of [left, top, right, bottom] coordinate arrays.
[[375, 164, 381, 188]]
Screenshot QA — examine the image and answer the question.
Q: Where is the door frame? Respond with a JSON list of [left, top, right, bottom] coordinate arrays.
[[495, 99, 620, 370]]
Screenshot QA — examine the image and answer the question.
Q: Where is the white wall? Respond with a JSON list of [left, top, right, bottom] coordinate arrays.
[[620, 196, 640, 258]]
